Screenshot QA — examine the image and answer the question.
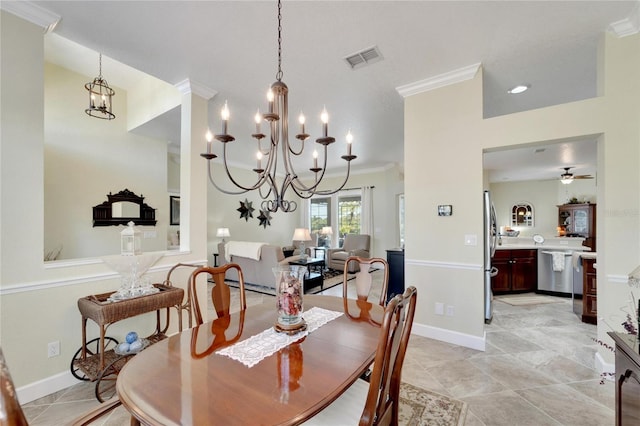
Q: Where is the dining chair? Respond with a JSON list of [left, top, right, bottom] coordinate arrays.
[[162, 262, 201, 331], [343, 256, 389, 307], [1, 346, 122, 426], [188, 264, 246, 324], [303, 286, 417, 426]]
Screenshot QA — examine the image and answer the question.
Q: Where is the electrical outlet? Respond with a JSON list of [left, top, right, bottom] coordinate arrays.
[[446, 305, 455, 316], [47, 341, 60, 358], [435, 302, 444, 315]]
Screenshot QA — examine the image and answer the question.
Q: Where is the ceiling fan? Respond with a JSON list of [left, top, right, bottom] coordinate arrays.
[[560, 167, 594, 184]]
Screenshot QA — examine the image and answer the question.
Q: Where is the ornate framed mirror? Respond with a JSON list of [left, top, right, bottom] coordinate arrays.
[[93, 189, 157, 227]]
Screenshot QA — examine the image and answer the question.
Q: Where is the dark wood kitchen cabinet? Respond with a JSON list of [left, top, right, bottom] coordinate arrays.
[[582, 257, 597, 324], [491, 249, 538, 293], [558, 203, 596, 250]]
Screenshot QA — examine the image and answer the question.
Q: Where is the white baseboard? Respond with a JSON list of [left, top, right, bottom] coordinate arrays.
[[595, 351, 615, 374], [17, 370, 77, 404], [412, 322, 486, 351]]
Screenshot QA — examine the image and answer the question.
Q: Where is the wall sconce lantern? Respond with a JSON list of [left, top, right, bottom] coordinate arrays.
[[85, 53, 116, 120], [121, 221, 141, 256]]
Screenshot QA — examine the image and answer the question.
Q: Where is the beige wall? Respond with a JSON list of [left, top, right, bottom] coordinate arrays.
[[0, 11, 209, 398], [44, 62, 171, 259], [404, 32, 640, 363], [490, 179, 597, 238]]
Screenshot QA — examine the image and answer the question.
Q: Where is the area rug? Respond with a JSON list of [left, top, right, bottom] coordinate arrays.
[[495, 295, 564, 306], [399, 382, 467, 426]]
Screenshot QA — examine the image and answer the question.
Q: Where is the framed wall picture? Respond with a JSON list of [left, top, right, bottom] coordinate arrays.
[[170, 195, 180, 225], [438, 204, 452, 216]]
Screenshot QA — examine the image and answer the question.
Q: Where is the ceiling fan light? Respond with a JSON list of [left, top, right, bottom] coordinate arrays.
[[561, 176, 574, 184]]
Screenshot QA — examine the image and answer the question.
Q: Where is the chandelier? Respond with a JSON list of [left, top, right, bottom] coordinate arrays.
[[84, 53, 115, 120], [201, 0, 356, 213]]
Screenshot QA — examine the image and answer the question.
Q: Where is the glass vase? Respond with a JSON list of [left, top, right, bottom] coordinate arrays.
[[273, 266, 306, 326]]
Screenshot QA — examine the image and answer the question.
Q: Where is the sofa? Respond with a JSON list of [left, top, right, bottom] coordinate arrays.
[[326, 234, 371, 273], [217, 242, 298, 290]]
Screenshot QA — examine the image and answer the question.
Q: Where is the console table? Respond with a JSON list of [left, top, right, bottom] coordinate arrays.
[[75, 284, 184, 376], [608, 332, 640, 425]]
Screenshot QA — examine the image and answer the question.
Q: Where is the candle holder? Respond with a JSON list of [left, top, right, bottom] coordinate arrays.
[[273, 266, 306, 333]]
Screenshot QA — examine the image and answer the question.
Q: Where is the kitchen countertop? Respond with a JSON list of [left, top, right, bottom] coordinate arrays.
[[496, 244, 592, 251], [495, 236, 592, 252]]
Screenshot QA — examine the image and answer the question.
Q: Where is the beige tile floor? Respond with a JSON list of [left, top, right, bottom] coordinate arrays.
[[21, 282, 613, 425]]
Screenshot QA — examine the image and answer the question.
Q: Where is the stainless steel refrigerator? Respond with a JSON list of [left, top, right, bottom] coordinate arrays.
[[483, 190, 498, 323]]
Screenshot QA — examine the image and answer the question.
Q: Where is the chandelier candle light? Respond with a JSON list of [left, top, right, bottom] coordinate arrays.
[[201, 0, 356, 213]]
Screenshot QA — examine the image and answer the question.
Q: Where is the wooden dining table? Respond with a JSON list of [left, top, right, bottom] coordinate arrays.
[[116, 294, 384, 425]]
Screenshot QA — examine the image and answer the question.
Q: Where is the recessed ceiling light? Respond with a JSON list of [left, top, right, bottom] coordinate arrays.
[[508, 84, 530, 94]]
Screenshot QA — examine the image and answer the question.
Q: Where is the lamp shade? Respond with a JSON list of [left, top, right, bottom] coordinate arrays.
[[321, 226, 333, 236], [216, 228, 230, 238], [292, 228, 312, 241]]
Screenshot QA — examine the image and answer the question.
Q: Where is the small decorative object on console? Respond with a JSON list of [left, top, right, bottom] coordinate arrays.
[[121, 221, 141, 256]]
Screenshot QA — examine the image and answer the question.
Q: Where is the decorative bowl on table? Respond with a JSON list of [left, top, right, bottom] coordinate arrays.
[[114, 338, 150, 355]]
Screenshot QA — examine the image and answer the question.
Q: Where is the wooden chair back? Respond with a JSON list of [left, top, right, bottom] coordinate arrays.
[[188, 264, 246, 325], [1, 347, 28, 426], [2, 347, 123, 426], [162, 262, 200, 331], [343, 256, 389, 306], [360, 286, 417, 426]]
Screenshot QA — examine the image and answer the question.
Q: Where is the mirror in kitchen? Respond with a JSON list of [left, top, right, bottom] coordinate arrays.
[[511, 203, 533, 227]]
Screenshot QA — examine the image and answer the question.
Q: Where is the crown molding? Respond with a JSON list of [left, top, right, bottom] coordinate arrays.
[[609, 3, 640, 37], [395, 63, 481, 98], [0, 1, 60, 33], [175, 78, 217, 100]]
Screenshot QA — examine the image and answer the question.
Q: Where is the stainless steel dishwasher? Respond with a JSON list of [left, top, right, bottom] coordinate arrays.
[[538, 250, 573, 295]]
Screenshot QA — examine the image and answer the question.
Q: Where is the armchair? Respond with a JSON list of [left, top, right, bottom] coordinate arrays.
[[326, 234, 371, 272]]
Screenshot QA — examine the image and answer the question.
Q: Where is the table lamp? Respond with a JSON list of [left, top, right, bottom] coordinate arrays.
[[216, 227, 230, 243], [292, 228, 312, 260]]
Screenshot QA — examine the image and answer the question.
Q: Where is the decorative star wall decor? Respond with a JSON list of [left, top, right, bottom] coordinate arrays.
[[237, 199, 255, 221], [258, 209, 272, 228]]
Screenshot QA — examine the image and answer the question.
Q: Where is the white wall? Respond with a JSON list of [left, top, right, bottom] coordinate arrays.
[[404, 32, 640, 362]]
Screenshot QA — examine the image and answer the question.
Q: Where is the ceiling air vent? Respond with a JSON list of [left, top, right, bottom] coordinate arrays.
[[344, 46, 383, 69]]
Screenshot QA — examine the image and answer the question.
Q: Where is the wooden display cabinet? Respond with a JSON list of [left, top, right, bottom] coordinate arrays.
[[558, 203, 596, 250]]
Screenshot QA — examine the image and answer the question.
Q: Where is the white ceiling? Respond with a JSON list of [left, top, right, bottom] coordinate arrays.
[[17, 0, 639, 182]]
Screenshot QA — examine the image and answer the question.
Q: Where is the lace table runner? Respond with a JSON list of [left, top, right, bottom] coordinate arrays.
[[216, 307, 343, 367]]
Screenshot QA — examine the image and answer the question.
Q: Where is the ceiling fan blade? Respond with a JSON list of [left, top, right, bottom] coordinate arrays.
[[574, 175, 594, 179]]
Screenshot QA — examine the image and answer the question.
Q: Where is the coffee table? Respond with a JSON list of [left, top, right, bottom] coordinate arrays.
[[289, 257, 325, 293]]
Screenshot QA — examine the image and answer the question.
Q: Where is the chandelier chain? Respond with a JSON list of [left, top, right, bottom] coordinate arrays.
[[201, 0, 355, 213], [276, 0, 283, 81], [98, 53, 103, 79]]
